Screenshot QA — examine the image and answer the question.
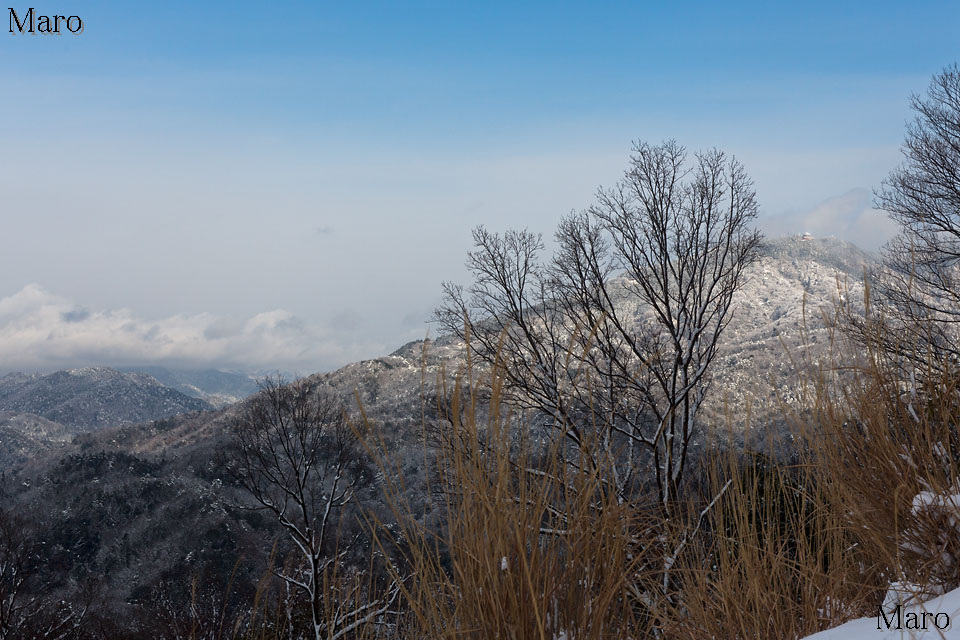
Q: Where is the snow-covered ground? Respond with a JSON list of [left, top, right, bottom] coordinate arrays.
[[803, 482, 960, 638], [804, 586, 960, 638]]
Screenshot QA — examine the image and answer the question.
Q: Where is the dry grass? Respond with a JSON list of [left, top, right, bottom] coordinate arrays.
[[660, 307, 960, 639], [364, 357, 654, 639], [664, 290, 960, 638], [660, 449, 882, 639], [803, 337, 960, 604]]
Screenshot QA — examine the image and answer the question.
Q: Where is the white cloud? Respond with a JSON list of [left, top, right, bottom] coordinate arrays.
[[759, 188, 901, 251], [0, 284, 383, 374]]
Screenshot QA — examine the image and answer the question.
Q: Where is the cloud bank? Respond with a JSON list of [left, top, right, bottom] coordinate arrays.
[[0, 285, 383, 374]]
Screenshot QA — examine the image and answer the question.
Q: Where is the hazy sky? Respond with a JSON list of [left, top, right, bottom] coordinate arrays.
[[1, 1, 957, 374]]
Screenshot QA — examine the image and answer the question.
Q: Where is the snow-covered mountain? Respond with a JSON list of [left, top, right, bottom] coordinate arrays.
[[710, 235, 872, 425], [0, 411, 76, 468], [0, 367, 213, 432], [300, 234, 874, 438]]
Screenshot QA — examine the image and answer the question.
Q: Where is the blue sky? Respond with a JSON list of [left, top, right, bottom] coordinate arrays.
[[0, 1, 957, 373]]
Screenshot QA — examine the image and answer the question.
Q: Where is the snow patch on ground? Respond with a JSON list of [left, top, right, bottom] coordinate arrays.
[[803, 585, 960, 638]]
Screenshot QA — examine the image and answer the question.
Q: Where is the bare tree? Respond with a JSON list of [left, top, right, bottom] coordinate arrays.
[[225, 377, 395, 640], [436, 140, 761, 506], [859, 65, 960, 369]]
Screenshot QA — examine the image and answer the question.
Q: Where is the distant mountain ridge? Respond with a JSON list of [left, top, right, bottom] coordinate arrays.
[[0, 367, 213, 431], [117, 366, 260, 408]]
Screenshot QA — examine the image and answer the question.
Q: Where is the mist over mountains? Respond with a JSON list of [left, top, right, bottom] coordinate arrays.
[[115, 367, 260, 408]]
